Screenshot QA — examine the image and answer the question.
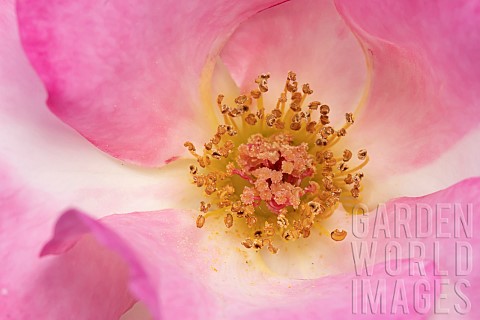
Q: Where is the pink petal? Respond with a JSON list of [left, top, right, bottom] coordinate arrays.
[[379, 127, 480, 202], [16, 0, 286, 167], [233, 260, 437, 319], [357, 177, 480, 318], [334, 0, 480, 174], [221, 0, 368, 120], [0, 163, 136, 319], [42, 207, 443, 319], [1, 0, 197, 217], [41, 209, 215, 320]]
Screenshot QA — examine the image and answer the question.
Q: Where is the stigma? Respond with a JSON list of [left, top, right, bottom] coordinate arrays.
[[185, 72, 368, 254]]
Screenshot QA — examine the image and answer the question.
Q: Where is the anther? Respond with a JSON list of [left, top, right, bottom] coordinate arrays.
[[331, 229, 347, 241], [241, 238, 253, 249], [283, 230, 294, 241], [325, 126, 335, 135], [337, 128, 347, 136], [319, 105, 330, 115], [263, 222, 275, 237], [200, 201, 211, 213], [224, 213, 233, 228], [308, 201, 322, 215], [266, 114, 276, 126], [184, 141, 195, 152], [246, 215, 257, 227], [287, 80, 298, 93], [302, 83, 313, 95], [196, 215, 206, 228], [344, 174, 354, 184], [245, 114, 257, 125], [346, 112, 354, 124], [211, 134, 221, 145], [353, 173, 363, 185], [205, 184, 216, 195], [235, 95, 248, 105], [253, 240, 263, 249], [351, 187, 360, 198], [271, 109, 282, 118], [320, 115, 330, 125], [306, 121, 317, 133], [343, 149, 353, 162], [256, 109, 265, 119], [358, 149, 368, 160], [189, 165, 198, 175], [204, 142, 213, 150], [302, 227, 311, 238], [339, 162, 349, 171], [290, 122, 301, 131], [228, 108, 242, 117], [323, 151, 334, 159], [277, 214, 289, 228], [255, 74, 270, 92], [308, 101, 321, 110], [251, 89, 261, 99], [231, 201, 242, 213], [268, 244, 279, 254], [287, 71, 297, 81]]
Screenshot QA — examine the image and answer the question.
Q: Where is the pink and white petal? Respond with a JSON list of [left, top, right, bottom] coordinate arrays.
[[1, 0, 196, 218], [378, 126, 480, 202], [220, 0, 368, 121], [356, 177, 480, 319], [334, 0, 480, 177], [16, 0, 288, 167], [41, 207, 439, 319], [233, 260, 437, 319], [0, 163, 136, 319], [41, 209, 221, 320]]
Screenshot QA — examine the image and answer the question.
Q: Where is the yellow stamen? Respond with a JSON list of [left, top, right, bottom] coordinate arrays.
[[184, 72, 368, 253]]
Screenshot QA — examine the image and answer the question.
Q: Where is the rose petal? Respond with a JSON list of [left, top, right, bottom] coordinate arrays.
[[355, 177, 480, 318], [221, 0, 368, 121], [41, 209, 216, 320], [120, 303, 152, 320], [16, 0, 286, 166], [42, 206, 443, 319], [233, 260, 437, 319], [335, 0, 480, 175], [1, 0, 198, 216], [380, 127, 480, 202], [0, 163, 135, 319]]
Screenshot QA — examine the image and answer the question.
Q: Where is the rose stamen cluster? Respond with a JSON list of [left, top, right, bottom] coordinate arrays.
[[184, 72, 369, 253]]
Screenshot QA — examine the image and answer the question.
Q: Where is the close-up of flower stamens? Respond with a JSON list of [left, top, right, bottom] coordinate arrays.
[[185, 72, 368, 253]]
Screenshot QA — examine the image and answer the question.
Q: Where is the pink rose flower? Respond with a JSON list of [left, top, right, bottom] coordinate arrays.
[[1, 0, 479, 319]]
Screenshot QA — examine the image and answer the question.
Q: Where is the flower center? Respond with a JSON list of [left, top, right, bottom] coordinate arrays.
[[185, 72, 368, 254]]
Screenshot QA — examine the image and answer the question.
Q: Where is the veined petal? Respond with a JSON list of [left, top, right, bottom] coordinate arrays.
[[335, 0, 480, 176], [16, 0, 287, 167], [221, 0, 368, 121], [1, 0, 197, 217]]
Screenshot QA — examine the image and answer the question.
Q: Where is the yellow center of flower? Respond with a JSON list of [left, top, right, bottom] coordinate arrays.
[[185, 72, 368, 254]]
